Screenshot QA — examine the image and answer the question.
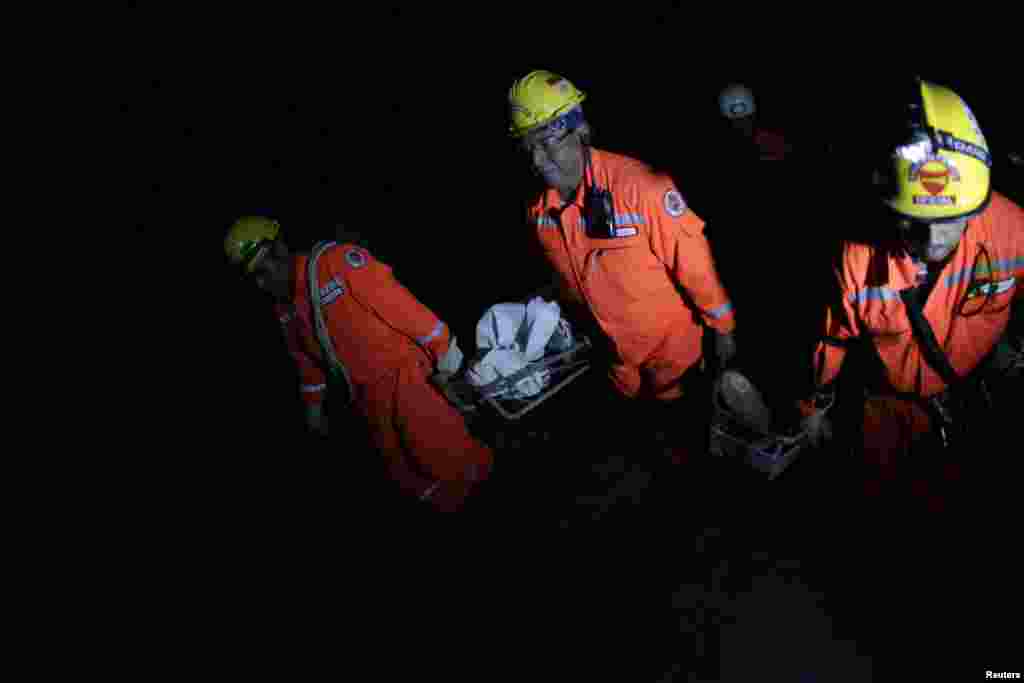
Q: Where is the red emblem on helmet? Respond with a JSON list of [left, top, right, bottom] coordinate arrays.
[[918, 160, 951, 195], [909, 154, 960, 196]]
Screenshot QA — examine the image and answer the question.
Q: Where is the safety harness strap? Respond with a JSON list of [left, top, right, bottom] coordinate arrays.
[[897, 284, 1002, 448], [898, 285, 962, 386], [308, 241, 355, 406]]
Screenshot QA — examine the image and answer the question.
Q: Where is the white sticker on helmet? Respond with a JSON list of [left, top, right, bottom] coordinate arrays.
[[895, 138, 933, 164]]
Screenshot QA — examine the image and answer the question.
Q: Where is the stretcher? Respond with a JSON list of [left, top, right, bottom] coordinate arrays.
[[447, 336, 594, 421], [708, 370, 818, 480]]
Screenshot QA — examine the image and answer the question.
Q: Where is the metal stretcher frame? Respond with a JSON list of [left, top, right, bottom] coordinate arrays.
[[460, 337, 594, 421], [708, 388, 810, 480]]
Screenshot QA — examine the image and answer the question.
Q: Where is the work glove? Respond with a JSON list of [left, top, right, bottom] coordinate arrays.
[[437, 337, 464, 376], [432, 370, 477, 413], [433, 337, 478, 411], [305, 404, 329, 438], [801, 410, 833, 449], [714, 331, 738, 369]]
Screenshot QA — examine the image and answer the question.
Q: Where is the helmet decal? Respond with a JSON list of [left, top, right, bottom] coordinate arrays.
[[909, 154, 960, 205], [895, 136, 933, 164], [879, 80, 991, 220]]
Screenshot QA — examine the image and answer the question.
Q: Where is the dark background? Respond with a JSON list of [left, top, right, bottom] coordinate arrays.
[[128, 8, 1021, 680]]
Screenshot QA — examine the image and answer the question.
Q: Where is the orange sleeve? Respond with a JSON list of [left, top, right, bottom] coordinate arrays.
[[1002, 198, 1024, 343], [796, 251, 862, 417], [644, 178, 736, 334], [329, 245, 452, 365], [275, 306, 327, 407]]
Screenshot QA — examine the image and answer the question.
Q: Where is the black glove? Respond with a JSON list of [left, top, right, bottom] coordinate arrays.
[[432, 372, 477, 413], [714, 331, 738, 369]]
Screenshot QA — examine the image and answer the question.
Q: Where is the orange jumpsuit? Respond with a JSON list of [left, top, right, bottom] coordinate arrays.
[[274, 243, 493, 512], [802, 192, 1024, 506], [527, 148, 736, 401]]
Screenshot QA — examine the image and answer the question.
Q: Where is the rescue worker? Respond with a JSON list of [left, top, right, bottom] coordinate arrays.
[[508, 70, 738, 464], [707, 83, 834, 406], [797, 78, 1023, 512], [718, 83, 795, 162], [224, 216, 494, 513]]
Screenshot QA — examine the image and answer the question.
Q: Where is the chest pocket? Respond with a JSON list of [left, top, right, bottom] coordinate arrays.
[[957, 276, 1016, 319], [943, 245, 1020, 317], [585, 237, 666, 303]]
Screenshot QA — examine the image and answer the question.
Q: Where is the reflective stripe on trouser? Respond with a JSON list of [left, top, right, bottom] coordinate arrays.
[[363, 357, 493, 512]]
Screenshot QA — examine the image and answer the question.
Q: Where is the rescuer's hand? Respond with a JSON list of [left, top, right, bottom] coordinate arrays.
[[714, 331, 738, 369], [432, 371, 476, 412], [437, 337, 464, 376], [305, 404, 329, 437], [801, 410, 833, 449]]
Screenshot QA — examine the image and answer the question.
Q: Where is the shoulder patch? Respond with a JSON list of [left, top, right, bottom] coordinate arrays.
[[345, 248, 367, 269], [663, 189, 687, 217], [320, 277, 346, 305]]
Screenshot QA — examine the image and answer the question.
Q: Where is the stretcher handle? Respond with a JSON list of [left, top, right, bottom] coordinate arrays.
[[475, 337, 592, 400]]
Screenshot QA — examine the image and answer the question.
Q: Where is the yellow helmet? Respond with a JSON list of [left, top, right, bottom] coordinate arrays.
[[224, 216, 281, 273], [508, 70, 586, 138], [875, 78, 992, 221]]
